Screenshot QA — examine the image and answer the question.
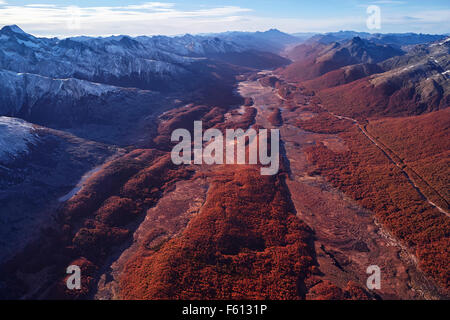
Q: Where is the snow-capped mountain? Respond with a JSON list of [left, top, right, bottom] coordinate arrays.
[[0, 116, 38, 164], [306, 31, 447, 48], [209, 29, 301, 53], [0, 69, 119, 115], [0, 25, 252, 91], [0, 69, 169, 143], [134, 34, 244, 57], [0, 25, 294, 113], [0, 25, 292, 135], [0, 25, 297, 89], [0, 26, 189, 90]]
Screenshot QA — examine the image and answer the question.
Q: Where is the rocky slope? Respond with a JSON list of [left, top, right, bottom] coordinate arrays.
[[306, 31, 446, 49], [280, 37, 404, 82], [316, 37, 450, 119], [0, 118, 115, 263], [0, 116, 38, 164], [0, 25, 289, 91], [210, 29, 301, 53]]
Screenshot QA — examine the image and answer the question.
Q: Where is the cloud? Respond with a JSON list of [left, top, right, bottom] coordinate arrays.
[[383, 9, 450, 24], [124, 2, 175, 10], [373, 1, 406, 4], [370, 9, 450, 33], [24, 4, 57, 7], [0, 2, 254, 37], [0, 1, 6, 5], [0, 2, 448, 37], [0, 1, 364, 36]]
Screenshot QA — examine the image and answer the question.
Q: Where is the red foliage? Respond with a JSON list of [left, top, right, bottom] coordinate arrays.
[[216, 107, 257, 131], [284, 43, 327, 62], [317, 78, 446, 119], [367, 109, 450, 207], [72, 223, 129, 260], [268, 108, 282, 127], [308, 280, 345, 300], [95, 196, 137, 227], [119, 166, 316, 300], [47, 257, 99, 300], [296, 113, 354, 134], [61, 149, 163, 223], [1, 147, 195, 299], [154, 104, 213, 149], [304, 124, 450, 294], [302, 63, 382, 91], [308, 280, 370, 300]]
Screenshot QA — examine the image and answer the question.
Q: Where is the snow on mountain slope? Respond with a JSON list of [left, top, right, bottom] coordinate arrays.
[[0, 28, 187, 89], [0, 116, 38, 164], [0, 25, 298, 97], [0, 69, 119, 115], [0, 68, 170, 147], [209, 29, 300, 53], [307, 31, 447, 48], [0, 25, 249, 90], [134, 34, 244, 57]]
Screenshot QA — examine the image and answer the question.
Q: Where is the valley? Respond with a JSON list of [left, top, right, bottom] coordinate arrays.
[[238, 72, 444, 299], [0, 25, 448, 300]]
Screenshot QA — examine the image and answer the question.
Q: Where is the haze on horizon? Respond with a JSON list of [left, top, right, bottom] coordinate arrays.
[[0, 0, 449, 38]]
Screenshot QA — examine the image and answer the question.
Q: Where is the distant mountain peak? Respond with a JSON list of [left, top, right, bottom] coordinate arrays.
[[1, 25, 27, 35], [351, 36, 363, 42], [265, 28, 283, 34]]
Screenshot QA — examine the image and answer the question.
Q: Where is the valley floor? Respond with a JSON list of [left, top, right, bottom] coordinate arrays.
[[237, 73, 443, 299]]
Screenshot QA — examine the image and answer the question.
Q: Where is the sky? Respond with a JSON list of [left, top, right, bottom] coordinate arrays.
[[0, 0, 449, 37]]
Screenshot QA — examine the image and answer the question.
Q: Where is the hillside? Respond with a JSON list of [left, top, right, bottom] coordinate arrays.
[[316, 38, 449, 119], [280, 37, 403, 82], [367, 109, 450, 209]]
